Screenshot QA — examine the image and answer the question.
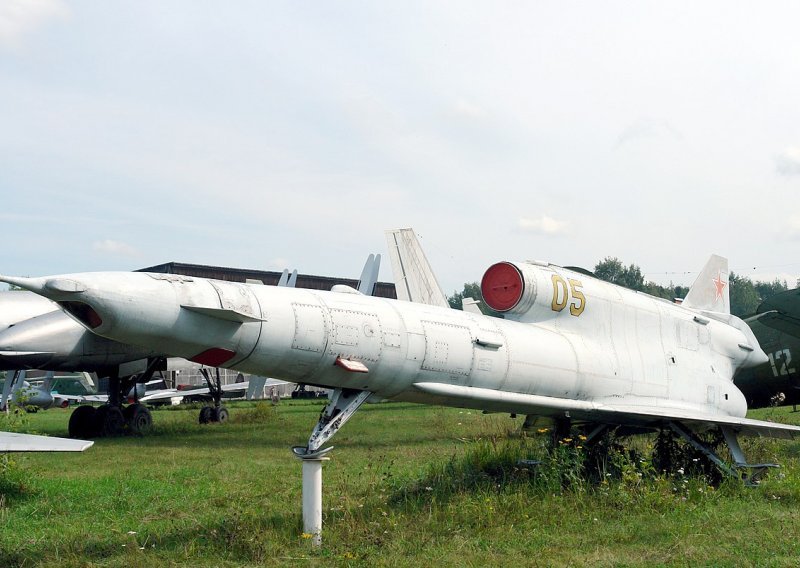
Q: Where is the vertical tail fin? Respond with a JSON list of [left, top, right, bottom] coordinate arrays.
[[356, 254, 381, 296], [384, 228, 450, 308], [682, 254, 730, 314], [1, 370, 25, 411]]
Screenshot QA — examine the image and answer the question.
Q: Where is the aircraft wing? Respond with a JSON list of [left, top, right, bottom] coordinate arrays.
[[750, 288, 800, 339], [141, 380, 263, 403], [1, 431, 93, 452], [413, 383, 800, 439], [245, 376, 291, 400], [138, 388, 183, 403], [71, 394, 108, 403]]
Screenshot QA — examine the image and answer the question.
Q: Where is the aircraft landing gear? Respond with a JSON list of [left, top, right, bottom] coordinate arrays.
[[94, 404, 125, 437], [68, 404, 97, 439], [199, 405, 213, 424], [198, 368, 229, 424], [67, 357, 164, 439], [124, 403, 152, 435]]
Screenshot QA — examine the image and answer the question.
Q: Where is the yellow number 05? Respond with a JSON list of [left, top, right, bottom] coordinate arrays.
[[551, 275, 586, 317]]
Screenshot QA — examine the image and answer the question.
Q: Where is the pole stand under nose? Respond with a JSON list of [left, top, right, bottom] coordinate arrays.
[[293, 453, 330, 547]]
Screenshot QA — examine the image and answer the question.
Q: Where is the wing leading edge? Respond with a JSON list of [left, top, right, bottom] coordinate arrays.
[[412, 382, 800, 440], [1, 431, 94, 452]]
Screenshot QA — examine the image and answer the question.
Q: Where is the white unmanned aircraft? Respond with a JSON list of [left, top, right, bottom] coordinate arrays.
[[2, 245, 799, 480]]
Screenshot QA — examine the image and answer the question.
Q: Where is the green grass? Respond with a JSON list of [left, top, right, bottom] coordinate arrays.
[[2, 402, 800, 566]]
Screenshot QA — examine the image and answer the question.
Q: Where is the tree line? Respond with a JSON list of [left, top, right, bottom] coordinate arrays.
[[448, 257, 791, 318]]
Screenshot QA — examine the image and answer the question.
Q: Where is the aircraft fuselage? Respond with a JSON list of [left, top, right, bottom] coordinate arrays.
[[10, 266, 765, 423]]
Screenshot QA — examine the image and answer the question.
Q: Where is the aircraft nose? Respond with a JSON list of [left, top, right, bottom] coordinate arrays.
[[0, 275, 87, 300]]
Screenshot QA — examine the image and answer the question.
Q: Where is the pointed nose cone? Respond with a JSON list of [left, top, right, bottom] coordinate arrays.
[[0, 275, 87, 300], [1, 274, 105, 333], [0, 275, 49, 295]]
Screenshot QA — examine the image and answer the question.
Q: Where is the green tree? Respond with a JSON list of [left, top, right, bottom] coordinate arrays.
[[729, 272, 760, 317], [754, 278, 788, 303], [593, 257, 645, 291], [448, 282, 503, 317]]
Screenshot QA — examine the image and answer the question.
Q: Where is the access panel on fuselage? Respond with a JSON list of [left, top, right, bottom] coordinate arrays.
[[327, 309, 383, 362], [291, 303, 328, 353], [420, 321, 474, 378]]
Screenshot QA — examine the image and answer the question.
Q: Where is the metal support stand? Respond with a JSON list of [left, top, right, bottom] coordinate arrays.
[[720, 426, 779, 485], [669, 421, 736, 478], [290, 388, 372, 546], [296, 455, 329, 547], [293, 388, 371, 457], [669, 422, 779, 485]]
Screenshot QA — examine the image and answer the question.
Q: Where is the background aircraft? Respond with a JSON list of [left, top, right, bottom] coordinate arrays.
[[0, 289, 162, 435], [736, 288, 800, 408], [1, 370, 73, 411]]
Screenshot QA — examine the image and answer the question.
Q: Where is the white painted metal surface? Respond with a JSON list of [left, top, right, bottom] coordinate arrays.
[[0, 252, 797, 444], [300, 457, 328, 547]]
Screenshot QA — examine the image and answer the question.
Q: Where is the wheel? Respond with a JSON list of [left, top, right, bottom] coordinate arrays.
[[199, 406, 214, 424], [68, 405, 97, 439], [215, 407, 229, 423], [94, 404, 125, 437], [124, 403, 153, 435]]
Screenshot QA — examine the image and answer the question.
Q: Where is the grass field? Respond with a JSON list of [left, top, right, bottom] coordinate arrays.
[[2, 400, 800, 567]]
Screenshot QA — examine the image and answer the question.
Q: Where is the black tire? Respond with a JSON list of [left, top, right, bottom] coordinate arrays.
[[215, 407, 229, 423], [69, 405, 97, 439], [124, 403, 153, 435], [95, 404, 125, 437], [199, 406, 214, 424]]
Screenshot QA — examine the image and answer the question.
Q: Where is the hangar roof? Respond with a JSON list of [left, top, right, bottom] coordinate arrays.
[[137, 262, 398, 299]]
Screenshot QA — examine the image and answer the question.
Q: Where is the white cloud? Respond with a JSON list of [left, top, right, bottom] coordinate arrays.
[[615, 118, 683, 148], [775, 147, 800, 176], [518, 215, 568, 236], [745, 272, 800, 287], [267, 258, 290, 271], [0, 0, 68, 49], [452, 99, 486, 119], [92, 240, 141, 258]]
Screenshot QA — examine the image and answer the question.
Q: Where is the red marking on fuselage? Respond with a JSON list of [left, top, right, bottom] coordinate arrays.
[[190, 348, 236, 367]]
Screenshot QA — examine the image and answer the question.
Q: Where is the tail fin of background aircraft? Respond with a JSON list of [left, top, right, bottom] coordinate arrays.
[[357, 254, 381, 295], [1, 370, 25, 410], [385, 228, 450, 308], [682, 254, 730, 314]]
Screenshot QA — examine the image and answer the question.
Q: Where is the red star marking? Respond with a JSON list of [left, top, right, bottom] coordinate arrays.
[[712, 270, 727, 300]]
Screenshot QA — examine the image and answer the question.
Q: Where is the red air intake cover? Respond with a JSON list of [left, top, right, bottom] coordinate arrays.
[[481, 262, 524, 312]]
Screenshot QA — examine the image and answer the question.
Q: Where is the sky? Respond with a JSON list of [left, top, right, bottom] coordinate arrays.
[[2, 1, 800, 294]]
